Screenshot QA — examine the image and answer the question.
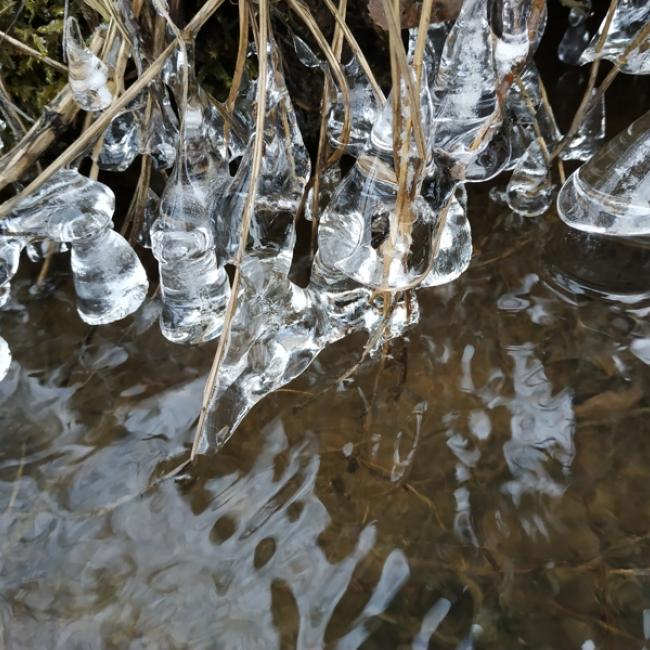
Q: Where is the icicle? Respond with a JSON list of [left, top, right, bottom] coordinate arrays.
[[504, 64, 562, 170], [151, 47, 231, 344], [421, 186, 472, 287], [579, 0, 650, 75], [146, 85, 179, 169], [1, 170, 148, 324], [304, 164, 341, 222], [557, 109, 650, 236], [217, 41, 310, 276], [558, 4, 592, 65], [0, 335, 10, 381], [0, 237, 23, 291], [319, 28, 439, 291], [506, 138, 554, 217], [328, 56, 382, 156], [318, 151, 437, 290], [64, 17, 112, 112], [98, 98, 146, 171], [561, 91, 606, 161], [194, 251, 421, 454], [431, 0, 501, 167]]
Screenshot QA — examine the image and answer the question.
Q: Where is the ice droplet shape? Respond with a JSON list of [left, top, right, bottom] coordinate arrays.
[[431, 0, 500, 166], [579, 0, 650, 75], [65, 17, 112, 112], [152, 44, 231, 344], [0, 238, 23, 288], [561, 91, 606, 162], [421, 188, 472, 287], [71, 228, 149, 325], [0, 335, 10, 381], [217, 42, 310, 276], [506, 138, 554, 217], [98, 98, 146, 171], [318, 154, 437, 291], [1, 169, 149, 324], [557, 109, 650, 236], [194, 253, 419, 454], [153, 148, 230, 341], [558, 5, 592, 65]]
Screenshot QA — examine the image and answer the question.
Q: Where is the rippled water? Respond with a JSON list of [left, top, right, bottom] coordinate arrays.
[[1, 197, 650, 648]]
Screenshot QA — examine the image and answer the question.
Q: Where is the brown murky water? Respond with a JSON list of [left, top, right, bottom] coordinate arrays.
[[1, 197, 650, 648]]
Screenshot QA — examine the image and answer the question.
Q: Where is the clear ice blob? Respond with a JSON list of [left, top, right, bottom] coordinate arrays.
[[430, 0, 500, 167], [152, 42, 233, 344], [1, 169, 149, 324], [194, 252, 420, 454], [558, 4, 592, 65], [64, 17, 112, 112], [318, 152, 437, 291], [557, 109, 650, 236], [421, 186, 472, 287], [98, 99, 145, 171], [217, 41, 310, 276], [328, 56, 382, 156], [579, 0, 650, 75], [71, 227, 149, 325], [0, 335, 10, 381], [152, 159, 230, 344], [506, 138, 554, 217], [561, 91, 606, 162]]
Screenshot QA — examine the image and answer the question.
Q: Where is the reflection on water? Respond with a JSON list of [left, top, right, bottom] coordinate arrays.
[[1, 202, 650, 648]]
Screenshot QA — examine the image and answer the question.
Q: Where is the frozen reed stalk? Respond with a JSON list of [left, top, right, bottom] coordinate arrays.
[[64, 17, 113, 112]]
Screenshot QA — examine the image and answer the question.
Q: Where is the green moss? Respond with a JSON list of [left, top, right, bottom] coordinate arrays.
[[0, 0, 67, 119]]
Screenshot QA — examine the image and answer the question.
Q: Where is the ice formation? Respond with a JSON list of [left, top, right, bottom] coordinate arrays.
[[1, 0, 648, 453]]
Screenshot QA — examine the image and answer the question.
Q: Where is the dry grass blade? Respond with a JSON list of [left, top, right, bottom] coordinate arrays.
[[286, 0, 351, 165], [379, 0, 425, 160], [191, 0, 270, 460], [0, 0, 227, 218], [309, 0, 347, 252], [321, 0, 386, 104], [226, 0, 250, 110]]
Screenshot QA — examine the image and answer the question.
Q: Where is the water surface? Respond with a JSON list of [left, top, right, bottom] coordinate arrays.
[[1, 202, 650, 648]]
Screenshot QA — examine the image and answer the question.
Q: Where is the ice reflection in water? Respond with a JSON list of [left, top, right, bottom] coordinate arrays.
[[1, 202, 650, 647]]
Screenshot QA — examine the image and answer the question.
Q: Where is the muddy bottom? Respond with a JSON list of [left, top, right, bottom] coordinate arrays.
[[1, 198, 650, 649]]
